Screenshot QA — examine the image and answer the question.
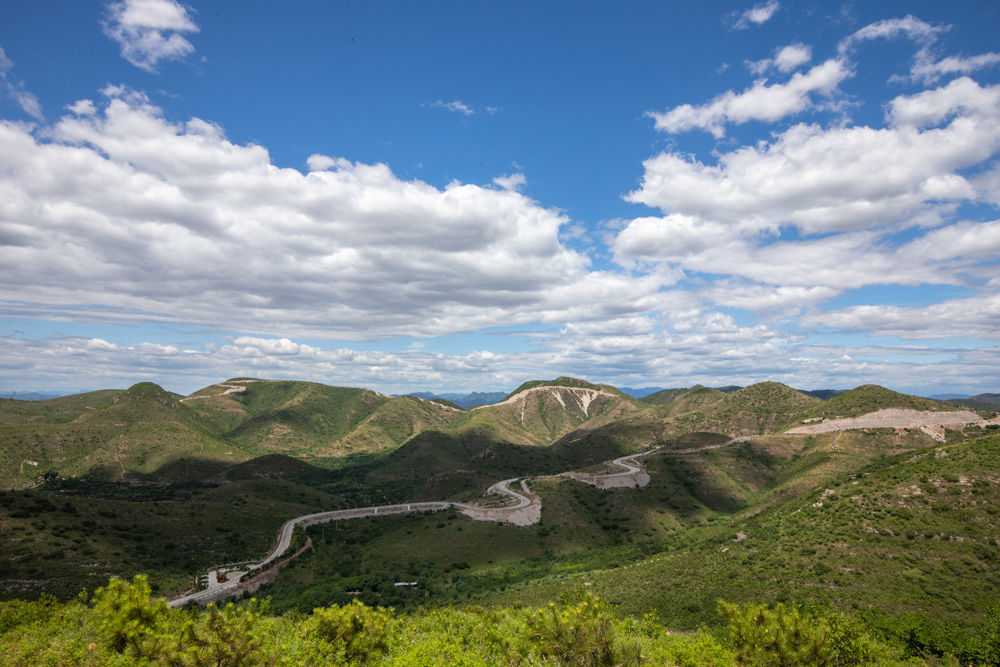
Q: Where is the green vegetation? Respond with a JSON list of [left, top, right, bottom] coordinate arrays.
[[2, 374, 998, 662], [0, 576, 1000, 667], [6, 576, 1000, 665], [479, 431, 1000, 637], [791, 384, 958, 425], [948, 393, 1000, 413], [639, 385, 727, 413]]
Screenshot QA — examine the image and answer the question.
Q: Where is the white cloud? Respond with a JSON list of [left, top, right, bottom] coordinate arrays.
[[748, 43, 812, 75], [897, 219, 1000, 264], [975, 162, 1000, 207], [887, 76, 1000, 128], [773, 43, 813, 72], [837, 15, 945, 56], [802, 294, 1000, 341], [909, 50, 1000, 85], [4, 12, 1000, 398], [67, 99, 98, 116], [701, 282, 839, 313], [493, 172, 526, 191], [631, 80, 1000, 234], [733, 1, 780, 30], [648, 59, 850, 137], [423, 100, 474, 116], [0, 90, 665, 342], [103, 0, 199, 72], [306, 153, 342, 171]]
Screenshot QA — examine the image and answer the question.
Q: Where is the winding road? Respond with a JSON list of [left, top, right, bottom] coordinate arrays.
[[166, 444, 699, 607]]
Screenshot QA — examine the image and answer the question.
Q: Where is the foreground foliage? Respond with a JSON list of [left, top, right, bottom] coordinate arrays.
[[3, 576, 1000, 665]]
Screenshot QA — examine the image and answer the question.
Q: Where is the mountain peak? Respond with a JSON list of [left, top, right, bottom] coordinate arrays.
[[504, 377, 599, 401]]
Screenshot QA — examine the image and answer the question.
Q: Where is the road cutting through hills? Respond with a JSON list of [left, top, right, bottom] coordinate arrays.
[[167, 437, 765, 607], [168, 445, 671, 606]]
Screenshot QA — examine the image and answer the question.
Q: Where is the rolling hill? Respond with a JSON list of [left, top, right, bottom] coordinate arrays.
[[2, 372, 999, 654], [948, 393, 1000, 412], [790, 384, 957, 424], [447, 377, 646, 448], [0, 383, 238, 487]]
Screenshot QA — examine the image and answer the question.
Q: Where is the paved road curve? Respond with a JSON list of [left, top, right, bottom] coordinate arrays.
[[168, 447, 665, 607]]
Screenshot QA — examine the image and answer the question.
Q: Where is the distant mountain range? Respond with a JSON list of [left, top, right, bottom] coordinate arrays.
[[404, 390, 508, 407], [408, 385, 851, 403], [4, 386, 991, 405], [0, 390, 68, 401]]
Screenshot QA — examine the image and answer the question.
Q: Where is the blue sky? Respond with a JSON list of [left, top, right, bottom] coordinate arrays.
[[1, 0, 999, 396]]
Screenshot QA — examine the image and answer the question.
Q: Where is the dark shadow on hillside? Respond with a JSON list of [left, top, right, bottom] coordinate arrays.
[[370, 428, 645, 501], [76, 454, 336, 492], [551, 418, 666, 458]]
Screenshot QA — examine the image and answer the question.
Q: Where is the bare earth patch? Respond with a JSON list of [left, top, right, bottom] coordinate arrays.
[[786, 408, 994, 435]]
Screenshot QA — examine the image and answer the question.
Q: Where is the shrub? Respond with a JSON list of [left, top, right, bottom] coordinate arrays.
[[720, 601, 834, 666], [193, 600, 274, 666], [524, 593, 641, 666], [303, 599, 394, 663], [91, 574, 170, 656]]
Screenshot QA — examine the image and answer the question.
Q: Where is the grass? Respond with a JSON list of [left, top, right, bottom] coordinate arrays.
[[475, 430, 1000, 632]]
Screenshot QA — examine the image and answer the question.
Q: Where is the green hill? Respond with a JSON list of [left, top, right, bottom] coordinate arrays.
[[452, 378, 645, 448], [949, 393, 1000, 412], [655, 381, 818, 437], [0, 389, 123, 425], [3, 373, 999, 660], [159, 379, 463, 460], [642, 385, 728, 416], [477, 429, 1000, 636], [790, 384, 957, 425], [552, 382, 817, 456], [0, 383, 238, 487]]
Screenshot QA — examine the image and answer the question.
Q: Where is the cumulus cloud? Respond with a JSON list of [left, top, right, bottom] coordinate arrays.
[[700, 282, 839, 313], [732, 1, 780, 30], [5, 12, 1000, 397], [748, 43, 812, 75], [0, 89, 664, 342], [888, 76, 1000, 128], [909, 50, 1000, 84], [423, 100, 474, 115], [615, 32, 1000, 376], [103, 0, 199, 72], [648, 59, 850, 137], [631, 80, 1000, 233]]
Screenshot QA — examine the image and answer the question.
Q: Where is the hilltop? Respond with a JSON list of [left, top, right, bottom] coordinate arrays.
[[639, 385, 728, 415], [791, 384, 956, 423], [0, 383, 237, 486], [447, 377, 645, 448], [649, 381, 819, 438]]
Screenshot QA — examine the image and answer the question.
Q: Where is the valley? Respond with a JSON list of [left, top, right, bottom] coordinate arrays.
[[2, 375, 999, 662]]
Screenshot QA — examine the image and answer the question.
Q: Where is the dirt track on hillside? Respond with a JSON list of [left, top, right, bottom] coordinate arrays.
[[785, 408, 991, 435]]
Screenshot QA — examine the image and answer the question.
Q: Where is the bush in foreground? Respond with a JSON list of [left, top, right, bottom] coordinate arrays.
[[2, 576, 996, 665]]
